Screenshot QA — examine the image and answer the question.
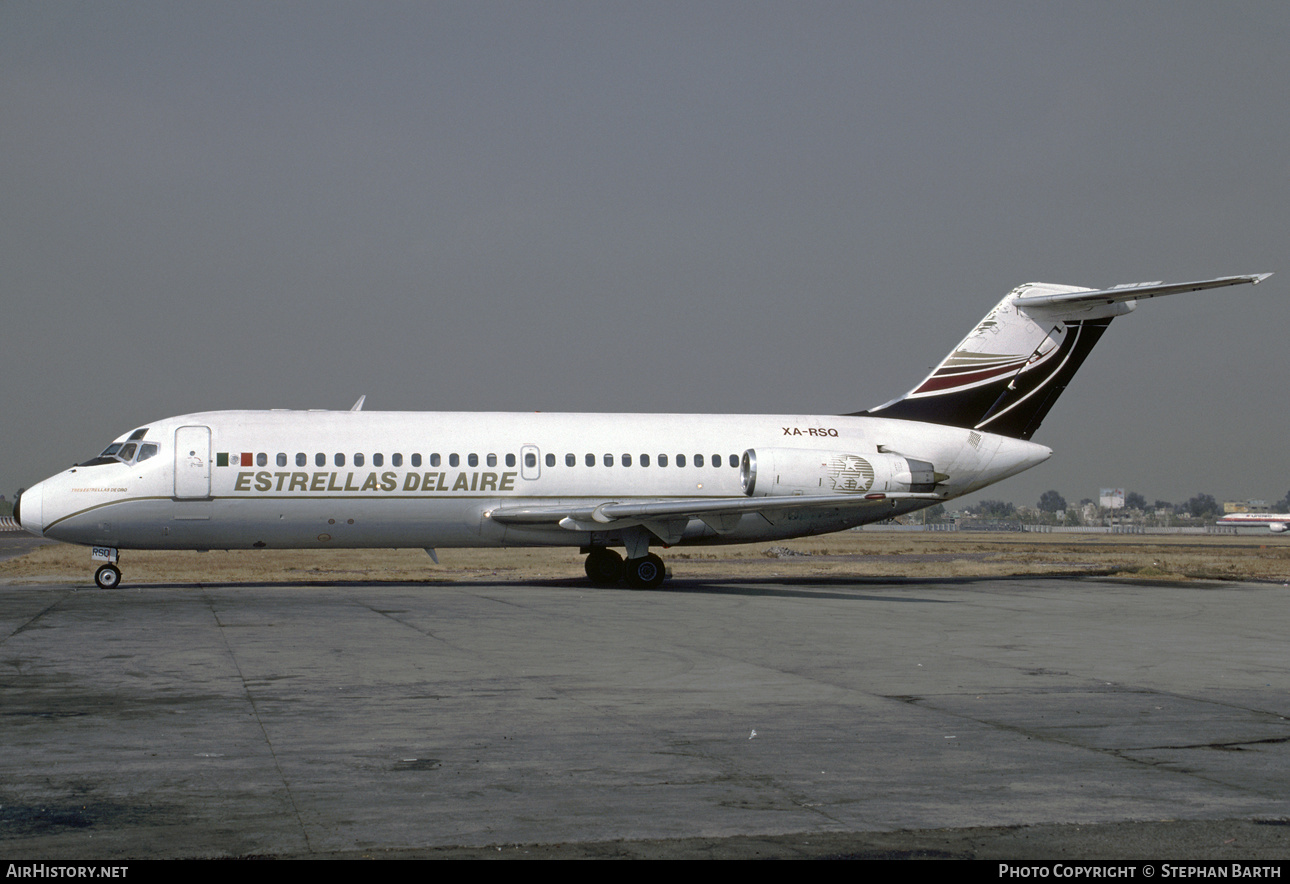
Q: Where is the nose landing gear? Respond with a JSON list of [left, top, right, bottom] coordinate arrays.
[[95, 564, 122, 589], [91, 547, 122, 589]]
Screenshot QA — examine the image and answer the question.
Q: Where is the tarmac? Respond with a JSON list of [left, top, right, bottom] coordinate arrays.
[[2, 544, 1288, 859]]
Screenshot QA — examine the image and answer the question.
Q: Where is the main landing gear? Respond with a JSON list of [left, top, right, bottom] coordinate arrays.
[[583, 547, 667, 589]]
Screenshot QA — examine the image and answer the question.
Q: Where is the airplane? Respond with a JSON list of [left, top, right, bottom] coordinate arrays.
[[15, 273, 1271, 590], [1217, 513, 1290, 533]]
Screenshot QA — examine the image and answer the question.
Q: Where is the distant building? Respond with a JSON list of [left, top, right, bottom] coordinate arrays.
[[1224, 500, 1270, 514]]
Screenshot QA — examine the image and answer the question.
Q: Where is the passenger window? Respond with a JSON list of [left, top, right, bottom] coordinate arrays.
[[486, 454, 497, 467], [412, 453, 422, 467], [622, 453, 632, 467], [277, 453, 287, 467], [335, 453, 345, 467], [604, 454, 614, 467], [640, 454, 650, 467], [137, 443, 158, 463], [658, 454, 668, 467], [316, 453, 326, 467], [506, 453, 517, 468], [449, 454, 460, 467], [694, 454, 704, 467], [676, 454, 686, 467], [373, 453, 383, 467], [545, 453, 555, 467], [729, 454, 739, 468], [257, 453, 268, 467], [297, 453, 307, 467], [585, 453, 595, 467], [525, 452, 537, 468], [429, 453, 439, 467], [392, 453, 403, 467], [468, 453, 478, 467], [566, 453, 576, 467]]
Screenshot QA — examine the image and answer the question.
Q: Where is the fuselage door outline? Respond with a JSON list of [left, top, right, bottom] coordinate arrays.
[[520, 444, 540, 481], [174, 425, 211, 499]]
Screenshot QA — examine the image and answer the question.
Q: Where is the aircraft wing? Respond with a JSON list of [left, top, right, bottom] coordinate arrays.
[[488, 492, 943, 541], [1012, 273, 1271, 309]]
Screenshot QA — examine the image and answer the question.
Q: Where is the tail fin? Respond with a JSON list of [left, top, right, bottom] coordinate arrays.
[[859, 274, 1271, 440]]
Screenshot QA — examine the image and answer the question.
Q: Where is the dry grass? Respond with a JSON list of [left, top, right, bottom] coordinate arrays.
[[4, 531, 1290, 585]]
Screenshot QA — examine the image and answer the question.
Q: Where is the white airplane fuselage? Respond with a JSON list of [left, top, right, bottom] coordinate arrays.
[[15, 272, 1271, 588], [19, 410, 1048, 552], [1217, 513, 1290, 533]]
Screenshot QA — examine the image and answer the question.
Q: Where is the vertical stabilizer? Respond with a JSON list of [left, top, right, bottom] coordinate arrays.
[[859, 274, 1270, 440]]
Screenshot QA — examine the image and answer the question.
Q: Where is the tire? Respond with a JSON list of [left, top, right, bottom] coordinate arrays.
[[95, 564, 122, 589], [584, 548, 624, 586], [623, 553, 666, 589]]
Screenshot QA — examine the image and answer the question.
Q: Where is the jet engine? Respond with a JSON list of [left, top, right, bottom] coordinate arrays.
[[740, 448, 943, 497]]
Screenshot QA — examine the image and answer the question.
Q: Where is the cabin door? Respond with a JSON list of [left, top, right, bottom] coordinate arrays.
[[174, 426, 212, 499]]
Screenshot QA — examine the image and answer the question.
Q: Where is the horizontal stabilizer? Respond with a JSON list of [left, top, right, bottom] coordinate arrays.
[[1012, 273, 1271, 309]]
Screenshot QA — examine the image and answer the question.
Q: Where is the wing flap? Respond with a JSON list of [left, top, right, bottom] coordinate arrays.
[[488, 491, 944, 529]]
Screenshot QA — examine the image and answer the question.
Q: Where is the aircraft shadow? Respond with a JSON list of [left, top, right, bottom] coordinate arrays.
[[63, 572, 1040, 603]]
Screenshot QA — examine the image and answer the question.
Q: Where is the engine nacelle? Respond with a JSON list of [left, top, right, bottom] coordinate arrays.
[[740, 448, 941, 497]]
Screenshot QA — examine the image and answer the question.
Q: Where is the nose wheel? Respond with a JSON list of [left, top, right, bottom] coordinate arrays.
[[95, 564, 122, 589]]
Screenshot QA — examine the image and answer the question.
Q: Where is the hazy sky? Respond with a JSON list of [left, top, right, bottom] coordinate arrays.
[[3, 2, 1286, 512]]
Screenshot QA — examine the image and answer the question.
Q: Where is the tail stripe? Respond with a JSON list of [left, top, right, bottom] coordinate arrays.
[[912, 357, 1029, 393], [975, 320, 1087, 431]]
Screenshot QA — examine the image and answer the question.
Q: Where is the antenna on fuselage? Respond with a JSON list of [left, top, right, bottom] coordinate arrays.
[[350, 395, 366, 412]]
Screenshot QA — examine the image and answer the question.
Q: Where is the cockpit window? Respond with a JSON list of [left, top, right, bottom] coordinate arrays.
[[80, 435, 163, 467], [77, 441, 128, 467], [127, 428, 149, 441]]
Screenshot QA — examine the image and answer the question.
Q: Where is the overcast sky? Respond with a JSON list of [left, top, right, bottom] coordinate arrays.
[[3, 1, 1286, 512]]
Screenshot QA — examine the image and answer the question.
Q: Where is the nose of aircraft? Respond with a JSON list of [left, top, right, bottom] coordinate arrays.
[[15, 482, 43, 537]]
